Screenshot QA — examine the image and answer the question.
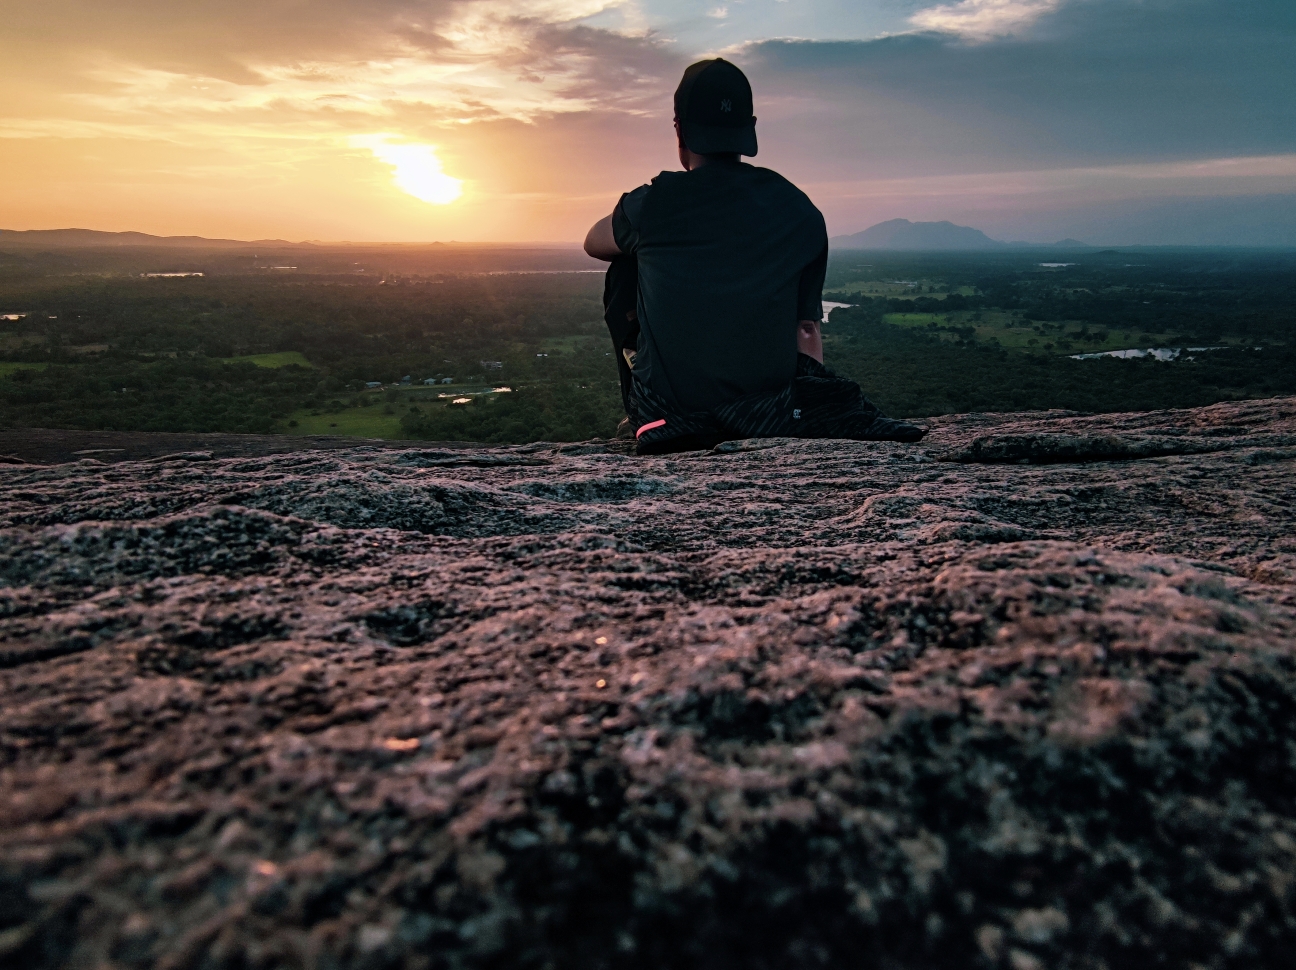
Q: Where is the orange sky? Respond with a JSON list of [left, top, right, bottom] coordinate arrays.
[[2, 1, 1294, 245], [0, 1, 686, 242]]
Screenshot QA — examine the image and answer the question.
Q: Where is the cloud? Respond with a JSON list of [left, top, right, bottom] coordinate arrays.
[[909, 0, 1063, 40], [742, 1, 1296, 175], [1, 1, 644, 120], [808, 154, 1296, 204], [2, 0, 1293, 243], [800, 156, 1296, 245], [1025, 192, 1296, 247]]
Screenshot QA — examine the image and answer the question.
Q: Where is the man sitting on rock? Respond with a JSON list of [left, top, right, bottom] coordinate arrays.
[[584, 57, 925, 455]]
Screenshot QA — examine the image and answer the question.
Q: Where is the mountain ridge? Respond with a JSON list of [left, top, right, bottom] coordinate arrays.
[[0, 228, 308, 249], [831, 218, 1092, 250], [0, 229, 587, 250]]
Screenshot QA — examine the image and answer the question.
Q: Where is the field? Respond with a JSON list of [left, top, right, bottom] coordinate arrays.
[[282, 384, 517, 439], [1, 243, 1294, 439], [876, 310, 1185, 354], [827, 281, 977, 299], [218, 350, 314, 368], [0, 331, 46, 354], [283, 404, 406, 438], [538, 334, 607, 354]]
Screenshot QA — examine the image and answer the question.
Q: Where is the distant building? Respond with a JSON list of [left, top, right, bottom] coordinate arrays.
[[441, 377, 453, 384], [365, 381, 382, 389], [401, 375, 411, 384], [480, 360, 502, 370], [423, 378, 438, 386]]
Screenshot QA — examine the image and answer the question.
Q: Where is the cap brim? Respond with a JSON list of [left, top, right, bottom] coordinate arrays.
[[681, 121, 757, 156]]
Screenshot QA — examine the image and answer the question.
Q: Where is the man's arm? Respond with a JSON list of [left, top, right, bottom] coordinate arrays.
[[583, 214, 621, 261], [796, 238, 828, 364], [797, 319, 823, 364]]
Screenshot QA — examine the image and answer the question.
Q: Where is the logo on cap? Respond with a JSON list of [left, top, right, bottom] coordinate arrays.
[[720, 99, 732, 112]]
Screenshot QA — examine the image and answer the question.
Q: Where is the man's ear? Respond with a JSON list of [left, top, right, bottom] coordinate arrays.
[[674, 120, 693, 171]]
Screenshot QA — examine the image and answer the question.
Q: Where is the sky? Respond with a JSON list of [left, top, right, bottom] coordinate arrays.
[[2, 0, 1294, 245]]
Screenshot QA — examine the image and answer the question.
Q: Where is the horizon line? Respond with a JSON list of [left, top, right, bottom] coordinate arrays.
[[4, 227, 1296, 252]]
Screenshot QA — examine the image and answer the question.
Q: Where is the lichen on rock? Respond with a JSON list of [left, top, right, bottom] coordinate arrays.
[[2, 397, 1295, 969]]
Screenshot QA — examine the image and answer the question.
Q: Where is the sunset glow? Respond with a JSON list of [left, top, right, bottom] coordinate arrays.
[[353, 137, 463, 206], [1, 1, 1292, 244]]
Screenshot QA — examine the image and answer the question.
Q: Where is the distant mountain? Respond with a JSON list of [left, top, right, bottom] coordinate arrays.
[[0, 229, 305, 249], [0, 230, 590, 251], [831, 220, 1093, 250], [830, 219, 1003, 251]]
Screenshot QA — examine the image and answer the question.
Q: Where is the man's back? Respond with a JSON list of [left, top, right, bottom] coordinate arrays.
[[613, 159, 827, 413]]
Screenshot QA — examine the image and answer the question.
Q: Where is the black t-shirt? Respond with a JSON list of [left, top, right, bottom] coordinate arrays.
[[612, 159, 827, 413]]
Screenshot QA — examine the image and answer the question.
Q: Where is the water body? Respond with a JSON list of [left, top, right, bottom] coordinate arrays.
[[822, 301, 854, 323], [1070, 346, 1229, 361]]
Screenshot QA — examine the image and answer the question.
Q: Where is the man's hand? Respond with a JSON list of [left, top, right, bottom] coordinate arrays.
[[797, 319, 823, 364], [584, 214, 621, 261]]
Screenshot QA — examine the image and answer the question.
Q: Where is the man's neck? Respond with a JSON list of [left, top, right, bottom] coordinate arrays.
[[683, 151, 741, 171]]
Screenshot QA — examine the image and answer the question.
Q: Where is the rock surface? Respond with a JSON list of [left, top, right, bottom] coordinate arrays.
[[3, 397, 1296, 969]]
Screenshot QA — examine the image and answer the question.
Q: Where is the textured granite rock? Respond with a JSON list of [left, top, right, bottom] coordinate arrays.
[[2, 397, 1296, 969]]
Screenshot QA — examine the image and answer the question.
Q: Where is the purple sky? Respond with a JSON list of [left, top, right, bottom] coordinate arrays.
[[2, 0, 1293, 244]]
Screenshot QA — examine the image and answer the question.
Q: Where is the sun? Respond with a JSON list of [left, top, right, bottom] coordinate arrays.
[[353, 135, 463, 205]]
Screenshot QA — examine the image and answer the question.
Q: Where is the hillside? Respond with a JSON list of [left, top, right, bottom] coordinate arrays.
[[830, 219, 1005, 250], [0, 229, 304, 249], [829, 220, 1098, 250], [3, 397, 1296, 969]]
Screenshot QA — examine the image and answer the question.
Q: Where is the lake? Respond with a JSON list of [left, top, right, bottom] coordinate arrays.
[[822, 301, 854, 323], [1070, 346, 1227, 361]]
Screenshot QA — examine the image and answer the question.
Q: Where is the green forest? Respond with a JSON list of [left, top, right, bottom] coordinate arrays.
[[1, 245, 1293, 442]]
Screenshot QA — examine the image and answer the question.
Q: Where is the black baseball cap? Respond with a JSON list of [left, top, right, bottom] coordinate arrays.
[[674, 58, 757, 157]]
